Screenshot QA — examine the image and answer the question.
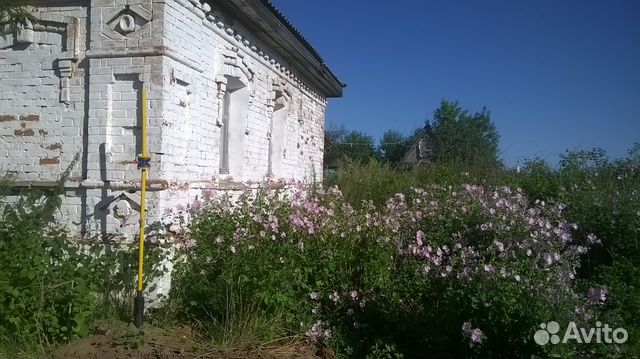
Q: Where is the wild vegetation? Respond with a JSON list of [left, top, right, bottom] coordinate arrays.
[[164, 144, 639, 358], [0, 99, 638, 358], [0, 177, 168, 357], [2, 145, 638, 358]]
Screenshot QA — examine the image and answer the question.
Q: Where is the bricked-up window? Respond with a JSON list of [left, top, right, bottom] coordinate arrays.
[[219, 76, 249, 177], [219, 91, 231, 174], [268, 101, 287, 177]]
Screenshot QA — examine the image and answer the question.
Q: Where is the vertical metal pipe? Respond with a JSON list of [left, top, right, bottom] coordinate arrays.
[[134, 88, 149, 328]]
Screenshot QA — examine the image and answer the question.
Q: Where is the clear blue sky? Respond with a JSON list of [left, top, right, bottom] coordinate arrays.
[[272, 0, 640, 166]]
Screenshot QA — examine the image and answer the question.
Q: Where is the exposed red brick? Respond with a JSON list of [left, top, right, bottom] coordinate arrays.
[[14, 129, 34, 136], [0, 115, 15, 122], [20, 115, 39, 121], [39, 157, 60, 165], [47, 143, 62, 150]]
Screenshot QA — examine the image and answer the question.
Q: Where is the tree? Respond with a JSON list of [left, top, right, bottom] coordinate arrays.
[[429, 100, 501, 166], [559, 148, 609, 171], [324, 126, 348, 169], [378, 129, 408, 165], [0, 0, 32, 32], [324, 126, 376, 168]]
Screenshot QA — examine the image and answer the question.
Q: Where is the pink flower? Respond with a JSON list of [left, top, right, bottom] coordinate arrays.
[[329, 291, 340, 303], [432, 256, 442, 266], [267, 215, 279, 231], [191, 200, 202, 213], [305, 320, 331, 343], [309, 292, 318, 300], [470, 328, 485, 343], [587, 233, 601, 244], [587, 286, 608, 306], [169, 224, 182, 234], [462, 322, 472, 333], [462, 322, 485, 344], [483, 264, 495, 274]]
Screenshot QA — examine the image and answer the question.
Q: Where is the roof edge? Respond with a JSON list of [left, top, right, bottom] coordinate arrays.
[[227, 0, 345, 98]]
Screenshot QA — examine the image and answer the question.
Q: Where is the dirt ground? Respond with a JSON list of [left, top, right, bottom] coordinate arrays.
[[52, 322, 331, 359]]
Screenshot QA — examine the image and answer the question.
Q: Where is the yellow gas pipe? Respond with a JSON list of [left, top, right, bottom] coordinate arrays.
[[134, 88, 150, 328]]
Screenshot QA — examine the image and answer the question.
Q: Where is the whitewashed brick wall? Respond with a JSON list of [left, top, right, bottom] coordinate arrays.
[[0, 0, 329, 238]]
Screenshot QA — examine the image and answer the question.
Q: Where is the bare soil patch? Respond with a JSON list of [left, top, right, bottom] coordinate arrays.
[[53, 322, 330, 359]]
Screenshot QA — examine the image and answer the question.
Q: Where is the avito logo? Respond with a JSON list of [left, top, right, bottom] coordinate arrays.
[[534, 321, 628, 345]]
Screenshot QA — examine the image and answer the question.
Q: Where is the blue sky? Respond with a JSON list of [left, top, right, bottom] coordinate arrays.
[[272, 0, 640, 166]]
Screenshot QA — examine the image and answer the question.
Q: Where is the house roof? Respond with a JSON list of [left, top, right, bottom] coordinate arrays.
[[401, 125, 435, 165], [222, 0, 345, 98]]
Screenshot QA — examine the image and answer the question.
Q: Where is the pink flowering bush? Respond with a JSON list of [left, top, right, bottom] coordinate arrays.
[[168, 183, 598, 358], [358, 185, 598, 357]]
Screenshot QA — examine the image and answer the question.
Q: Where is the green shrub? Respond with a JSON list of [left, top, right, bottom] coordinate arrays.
[[0, 183, 99, 352], [0, 178, 168, 356], [556, 147, 640, 358]]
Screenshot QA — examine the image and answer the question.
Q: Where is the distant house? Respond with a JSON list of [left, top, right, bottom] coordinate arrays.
[[401, 125, 435, 167]]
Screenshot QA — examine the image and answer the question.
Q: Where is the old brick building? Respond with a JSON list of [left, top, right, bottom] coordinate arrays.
[[0, 0, 343, 237]]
